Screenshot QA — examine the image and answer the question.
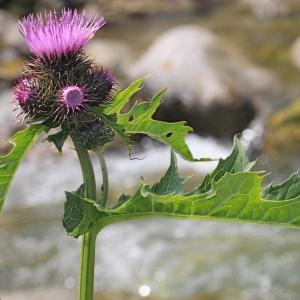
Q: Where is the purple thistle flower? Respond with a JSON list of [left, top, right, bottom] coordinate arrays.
[[19, 8, 106, 59], [60, 85, 85, 109], [15, 8, 116, 134]]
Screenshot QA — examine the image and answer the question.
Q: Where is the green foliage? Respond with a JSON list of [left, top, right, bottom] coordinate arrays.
[[47, 130, 68, 153], [63, 184, 100, 237], [93, 171, 300, 228], [193, 137, 255, 194], [0, 125, 44, 210], [103, 77, 211, 161], [63, 185, 85, 234], [118, 89, 197, 161], [64, 138, 300, 237], [152, 151, 186, 195], [263, 173, 300, 201], [104, 76, 147, 115]]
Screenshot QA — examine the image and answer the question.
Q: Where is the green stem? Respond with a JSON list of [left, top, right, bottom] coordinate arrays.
[[72, 137, 97, 300], [95, 148, 109, 207], [79, 227, 97, 300]]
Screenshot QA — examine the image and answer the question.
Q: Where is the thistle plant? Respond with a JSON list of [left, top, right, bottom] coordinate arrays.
[[1, 8, 300, 300]]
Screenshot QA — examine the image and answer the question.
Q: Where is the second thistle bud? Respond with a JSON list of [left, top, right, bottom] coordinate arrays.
[[72, 120, 115, 151]]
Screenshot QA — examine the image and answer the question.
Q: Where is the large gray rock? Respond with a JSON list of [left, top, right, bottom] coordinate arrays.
[[130, 25, 278, 137]]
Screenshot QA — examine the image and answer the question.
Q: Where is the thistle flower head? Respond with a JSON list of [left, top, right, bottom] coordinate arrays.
[[19, 8, 105, 59], [15, 8, 116, 141]]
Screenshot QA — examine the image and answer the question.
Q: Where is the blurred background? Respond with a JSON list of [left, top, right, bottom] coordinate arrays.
[[1, 0, 300, 299]]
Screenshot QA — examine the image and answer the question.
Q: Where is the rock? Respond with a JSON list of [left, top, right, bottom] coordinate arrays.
[[85, 39, 133, 78], [130, 25, 278, 137], [291, 37, 300, 69]]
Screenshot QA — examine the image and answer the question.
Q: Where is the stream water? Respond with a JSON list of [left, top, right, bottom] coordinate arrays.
[[1, 207, 300, 299]]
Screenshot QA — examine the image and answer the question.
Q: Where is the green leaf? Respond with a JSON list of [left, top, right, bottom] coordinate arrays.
[[0, 125, 44, 211], [114, 193, 131, 208], [69, 138, 300, 237], [91, 171, 300, 230], [193, 136, 255, 194], [63, 185, 100, 238], [101, 77, 146, 151], [102, 77, 213, 161], [104, 76, 148, 115], [118, 89, 203, 161], [152, 151, 186, 195], [63, 185, 85, 234], [263, 173, 300, 201], [47, 130, 68, 153]]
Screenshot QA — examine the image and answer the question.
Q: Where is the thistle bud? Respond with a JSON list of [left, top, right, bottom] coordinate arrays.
[[72, 120, 115, 150]]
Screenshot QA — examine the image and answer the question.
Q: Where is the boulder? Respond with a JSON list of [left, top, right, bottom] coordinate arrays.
[[130, 25, 278, 137]]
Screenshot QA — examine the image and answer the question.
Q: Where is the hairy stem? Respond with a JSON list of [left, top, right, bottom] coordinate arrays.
[[72, 137, 97, 300], [95, 148, 109, 207]]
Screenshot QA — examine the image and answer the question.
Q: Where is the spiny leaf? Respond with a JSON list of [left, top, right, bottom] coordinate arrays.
[[118, 89, 205, 162], [47, 130, 68, 153], [63, 184, 100, 238], [152, 151, 186, 195], [104, 76, 148, 115], [69, 137, 300, 237], [91, 171, 300, 229], [102, 77, 212, 161], [263, 173, 300, 201], [63, 185, 85, 234], [193, 136, 255, 194], [114, 193, 131, 208], [100, 76, 148, 150], [0, 125, 44, 210]]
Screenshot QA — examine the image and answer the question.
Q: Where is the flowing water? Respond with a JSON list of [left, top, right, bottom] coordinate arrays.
[[2, 205, 300, 299]]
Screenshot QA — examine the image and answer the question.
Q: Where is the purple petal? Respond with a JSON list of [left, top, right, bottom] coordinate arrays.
[[19, 8, 106, 59]]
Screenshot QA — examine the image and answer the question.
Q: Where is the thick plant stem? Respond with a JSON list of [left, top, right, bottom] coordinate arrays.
[[79, 227, 97, 300], [95, 148, 109, 207], [72, 137, 97, 300]]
